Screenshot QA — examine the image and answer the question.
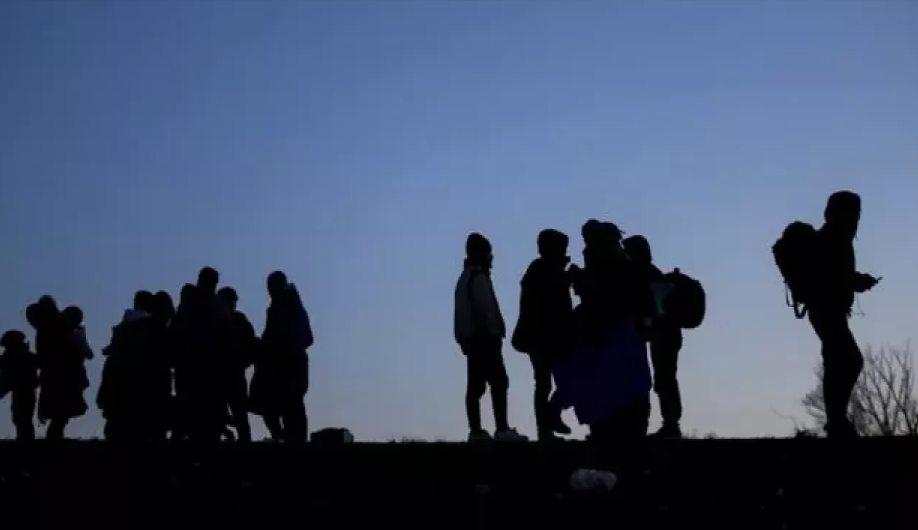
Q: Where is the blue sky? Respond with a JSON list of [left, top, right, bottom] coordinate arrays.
[[1, 1, 916, 440]]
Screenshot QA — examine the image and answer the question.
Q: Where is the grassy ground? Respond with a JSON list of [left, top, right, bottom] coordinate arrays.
[[0, 437, 915, 529]]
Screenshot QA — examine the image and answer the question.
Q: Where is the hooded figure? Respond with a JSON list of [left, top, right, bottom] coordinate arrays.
[[808, 191, 880, 438], [98, 291, 166, 441]]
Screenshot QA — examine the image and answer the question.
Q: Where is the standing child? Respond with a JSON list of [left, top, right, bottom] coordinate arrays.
[[0, 330, 40, 440]]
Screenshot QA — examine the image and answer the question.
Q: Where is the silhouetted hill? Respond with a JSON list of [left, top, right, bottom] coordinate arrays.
[[0, 438, 914, 529]]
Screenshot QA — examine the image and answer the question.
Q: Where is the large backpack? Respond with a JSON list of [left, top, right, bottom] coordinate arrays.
[[663, 269, 706, 330], [772, 221, 820, 318]]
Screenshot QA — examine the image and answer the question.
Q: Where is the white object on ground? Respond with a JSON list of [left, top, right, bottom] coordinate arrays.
[[570, 468, 618, 492]]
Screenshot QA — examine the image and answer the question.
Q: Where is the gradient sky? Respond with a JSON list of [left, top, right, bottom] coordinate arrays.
[[1, 1, 916, 441]]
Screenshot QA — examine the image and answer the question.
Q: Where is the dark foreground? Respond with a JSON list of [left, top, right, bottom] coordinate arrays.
[[0, 437, 915, 529]]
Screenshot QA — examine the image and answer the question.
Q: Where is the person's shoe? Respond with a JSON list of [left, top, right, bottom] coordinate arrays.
[[651, 423, 682, 439], [494, 427, 529, 442], [468, 430, 493, 443], [537, 431, 563, 443], [826, 420, 859, 440]]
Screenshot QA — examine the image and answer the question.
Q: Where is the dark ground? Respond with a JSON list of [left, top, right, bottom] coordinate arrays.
[[0, 437, 915, 529]]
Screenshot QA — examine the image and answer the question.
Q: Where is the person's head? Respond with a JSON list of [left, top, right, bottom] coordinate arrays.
[[133, 290, 155, 313], [1, 330, 27, 351], [37, 295, 59, 314], [465, 232, 493, 269], [217, 286, 239, 311], [197, 266, 220, 294], [824, 190, 861, 239], [62, 306, 84, 329], [25, 303, 43, 330], [267, 271, 289, 299], [27, 296, 59, 330], [623, 235, 652, 265], [179, 283, 197, 307], [154, 291, 176, 321], [581, 219, 603, 247], [537, 229, 569, 263]]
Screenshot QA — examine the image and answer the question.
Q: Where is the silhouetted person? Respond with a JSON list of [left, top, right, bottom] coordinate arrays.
[[0, 330, 39, 440], [573, 222, 655, 441], [168, 283, 199, 441], [154, 290, 176, 324], [454, 233, 526, 442], [624, 235, 684, 438], [511, 229, 573, 441], [810, 191, 880, 438], [98, 291, 166, 441], [30, 296, 88, 440], [186, 267, 233, 443], [217, 286, 256, 443], [149, 290, 177, 439], [260, 271, 313, 442], [62, 306, 94, 362]]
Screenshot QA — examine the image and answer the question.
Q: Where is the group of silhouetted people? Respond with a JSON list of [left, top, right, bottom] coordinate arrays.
[[455, 219, 704, 443], [1, 267, 313, 443], [453, 190, 880, 443], [0, 191, 883, 442]]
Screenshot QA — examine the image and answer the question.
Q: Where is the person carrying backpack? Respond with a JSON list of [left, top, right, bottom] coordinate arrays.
[[773, 191, 880, 438], [511, 229, 574, 441], [454, 233, 527, 443], [623, 235, 707, 439]]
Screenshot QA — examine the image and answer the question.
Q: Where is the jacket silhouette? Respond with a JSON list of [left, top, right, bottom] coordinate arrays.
[[0, 330, 39, 440]]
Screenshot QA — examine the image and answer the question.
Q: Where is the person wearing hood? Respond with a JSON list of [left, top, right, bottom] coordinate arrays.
[[454, 233, 527, 442], [808, 191, 880, 438], [97, 291, 163, 441], [511, 229, 573, 441]]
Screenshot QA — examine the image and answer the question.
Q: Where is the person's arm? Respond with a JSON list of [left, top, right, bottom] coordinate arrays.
[[470, 273, 502, 340], [853, 272, 881, 293]]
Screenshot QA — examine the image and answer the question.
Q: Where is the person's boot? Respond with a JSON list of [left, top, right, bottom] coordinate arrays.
[[651, 422, 682, 439], [826, 419, 859, 439], [468, 429, 492, 443]]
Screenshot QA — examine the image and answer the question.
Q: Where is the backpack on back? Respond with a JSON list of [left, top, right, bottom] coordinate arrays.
[[663, 269, 706, 330], [772, 221, 820, 318]]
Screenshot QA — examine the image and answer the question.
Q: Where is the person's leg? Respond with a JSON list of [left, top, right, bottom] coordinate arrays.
[[46, 418, 68, 440], [529, 353, 554, 440], [283, 398, 308, 442], [810, 310, 863, 437], [228, 375, 252, 443], [263, 415, 284, 440], [485, 344, 511, 433], [464, 344, 488, 436], [650, 327, 683, 436], [11, 392, 36, 441]]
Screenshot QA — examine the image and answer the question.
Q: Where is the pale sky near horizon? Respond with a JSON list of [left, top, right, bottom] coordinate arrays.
[[1, 0, 916, 441]]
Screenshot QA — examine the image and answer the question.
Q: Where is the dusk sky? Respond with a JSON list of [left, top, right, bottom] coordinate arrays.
[[1, 1, 916, 441]]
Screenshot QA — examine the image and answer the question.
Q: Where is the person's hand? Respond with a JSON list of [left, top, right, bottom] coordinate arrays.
[[854, 273, 881, 293]]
